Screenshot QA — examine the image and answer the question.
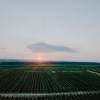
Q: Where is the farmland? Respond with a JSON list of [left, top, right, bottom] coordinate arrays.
[[0, 62, 100, 100]]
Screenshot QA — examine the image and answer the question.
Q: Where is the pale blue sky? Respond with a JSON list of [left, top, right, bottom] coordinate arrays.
[[0, 0, 100, 62]]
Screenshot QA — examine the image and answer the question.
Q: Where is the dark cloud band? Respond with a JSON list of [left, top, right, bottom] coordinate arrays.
[[28, 42, 77, 53]]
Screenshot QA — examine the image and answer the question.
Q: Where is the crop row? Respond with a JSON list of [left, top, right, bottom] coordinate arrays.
[[0, 70, 100, 93]]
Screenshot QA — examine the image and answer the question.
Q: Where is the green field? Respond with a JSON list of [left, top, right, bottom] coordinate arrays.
[[0, 62, 100, 100]]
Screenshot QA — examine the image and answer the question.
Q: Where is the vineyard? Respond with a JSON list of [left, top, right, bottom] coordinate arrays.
[[0, 62, 100, 100]]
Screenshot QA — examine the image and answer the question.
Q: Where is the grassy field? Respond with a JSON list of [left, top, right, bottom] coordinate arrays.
[[0, 62, 100, 100]]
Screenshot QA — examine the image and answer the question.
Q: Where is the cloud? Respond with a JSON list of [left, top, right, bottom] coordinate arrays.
[[28, 42, 77, 53], [0, 48, 6, 50]]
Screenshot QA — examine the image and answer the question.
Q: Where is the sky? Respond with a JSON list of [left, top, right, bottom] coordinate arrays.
[[0, 0, 100, 62]]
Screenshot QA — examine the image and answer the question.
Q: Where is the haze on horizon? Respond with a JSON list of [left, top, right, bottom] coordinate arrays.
[[0, 0, 100, 62]]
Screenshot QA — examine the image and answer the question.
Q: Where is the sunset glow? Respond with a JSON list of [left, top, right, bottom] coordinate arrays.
[[36, 56, 44, 63]]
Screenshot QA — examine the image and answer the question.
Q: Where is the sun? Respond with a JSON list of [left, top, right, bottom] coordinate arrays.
[[36, 56, 44, 63]]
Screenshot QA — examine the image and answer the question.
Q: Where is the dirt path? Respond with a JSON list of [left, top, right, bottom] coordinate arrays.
[[87, 70, 100, 76], [0, 90, 100, 97]]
